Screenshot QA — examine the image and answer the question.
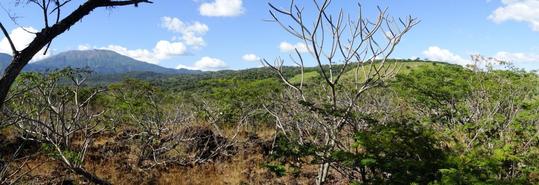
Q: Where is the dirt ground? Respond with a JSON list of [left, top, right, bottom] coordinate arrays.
[[0, 127, 347, 185]]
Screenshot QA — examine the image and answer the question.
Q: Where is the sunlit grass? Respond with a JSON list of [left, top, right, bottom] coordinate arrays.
[[287, 60, 443, 84]]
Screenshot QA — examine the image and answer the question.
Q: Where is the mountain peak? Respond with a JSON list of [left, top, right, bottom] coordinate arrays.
[[26, 50, 198, 75], [58, 49, 125, 57]]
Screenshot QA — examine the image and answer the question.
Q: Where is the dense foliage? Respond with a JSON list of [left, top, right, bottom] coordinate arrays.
[[262, 62, 539, 184]]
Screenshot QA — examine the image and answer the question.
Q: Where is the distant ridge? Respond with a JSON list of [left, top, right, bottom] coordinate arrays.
[[0, 50, 200, 75], [0, 53, 12, 74]]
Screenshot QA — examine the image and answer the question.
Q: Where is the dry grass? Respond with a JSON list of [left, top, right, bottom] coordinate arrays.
[[1, 125, 347, 185]]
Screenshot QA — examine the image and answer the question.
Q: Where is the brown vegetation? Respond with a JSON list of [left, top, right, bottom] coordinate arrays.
[[0, 125, 348, 185]]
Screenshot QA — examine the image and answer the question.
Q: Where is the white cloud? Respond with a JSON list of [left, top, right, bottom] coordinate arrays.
[[177, 56, 228, 71], [423, 46, 471, 66], [242, 54, 260, 62], [161, 17, 209, 47], [494, 51, 539, 62], [199, 0, 244, 17], [489, 0, 539, 31], [279, 42, 309, 53], [103, 40, 186, 64], [423, 47, 539, 67], [153, 40, 187, 59], [0, 27, 50, 61], [79, 17, 208, 64], [0, 27, 36, 54], [78, 44, 92, 50]]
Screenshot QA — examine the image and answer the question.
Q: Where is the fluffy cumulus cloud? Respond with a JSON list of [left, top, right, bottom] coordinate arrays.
[[279, 42, 309, 53], [0, 27, 50, 61], [78, 44, 93, 51], [103, 40, 186, 64], [177, 56, 228, 71], [423, 46, 539, 67], [80, 16, 208, 64], [423, 46, 471, 66], [242, 54, 260, 62], [489, 0, 539, 31], [161, 16, 209, 47], [199, 0, 244, 17], [494, 51, 539, 62]]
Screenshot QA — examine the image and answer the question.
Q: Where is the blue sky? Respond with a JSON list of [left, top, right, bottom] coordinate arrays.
[[1, 0, 539, 71]]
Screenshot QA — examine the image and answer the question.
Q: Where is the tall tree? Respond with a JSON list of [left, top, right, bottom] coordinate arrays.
[[0, 0, 153, 108]]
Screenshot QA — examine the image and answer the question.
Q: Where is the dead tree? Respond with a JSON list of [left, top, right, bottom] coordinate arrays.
[[4, 69, 110, 184], [108, 80, 241, 168], [128, 95, 194, 167], [265, 0, 418, 184], [0, 0, 153, 109]]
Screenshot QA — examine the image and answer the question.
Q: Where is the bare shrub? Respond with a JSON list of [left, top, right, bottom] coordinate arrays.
[[3, 68, 110, 184], [264, 0, 418, 184], [108, 80, 242, 168]]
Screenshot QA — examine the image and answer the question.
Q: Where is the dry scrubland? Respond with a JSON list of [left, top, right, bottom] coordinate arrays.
[[2, 61, 539, 185], [1, 0, 539, 184], [1, 124, 326, 184]]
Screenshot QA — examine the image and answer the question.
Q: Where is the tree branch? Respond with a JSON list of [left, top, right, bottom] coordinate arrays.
[[0, 0, 153, 108], [0, 22, 18, 55]]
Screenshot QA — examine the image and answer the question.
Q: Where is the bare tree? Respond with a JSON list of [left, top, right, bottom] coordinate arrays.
[[264, 0, 418, 184], [189, 97, 251, 163], [108, 81, 241, 168], [4, 69, 110, 184], [124, 95, 194, 168], [0, 0, 153, 109]]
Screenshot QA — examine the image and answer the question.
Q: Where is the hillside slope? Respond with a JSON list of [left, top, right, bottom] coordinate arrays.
[[27, 50, 199, 75]]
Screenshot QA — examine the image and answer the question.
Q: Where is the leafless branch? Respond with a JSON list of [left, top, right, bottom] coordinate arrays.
[[265, 0, 418, 184], [0, 22, 18, 55]]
